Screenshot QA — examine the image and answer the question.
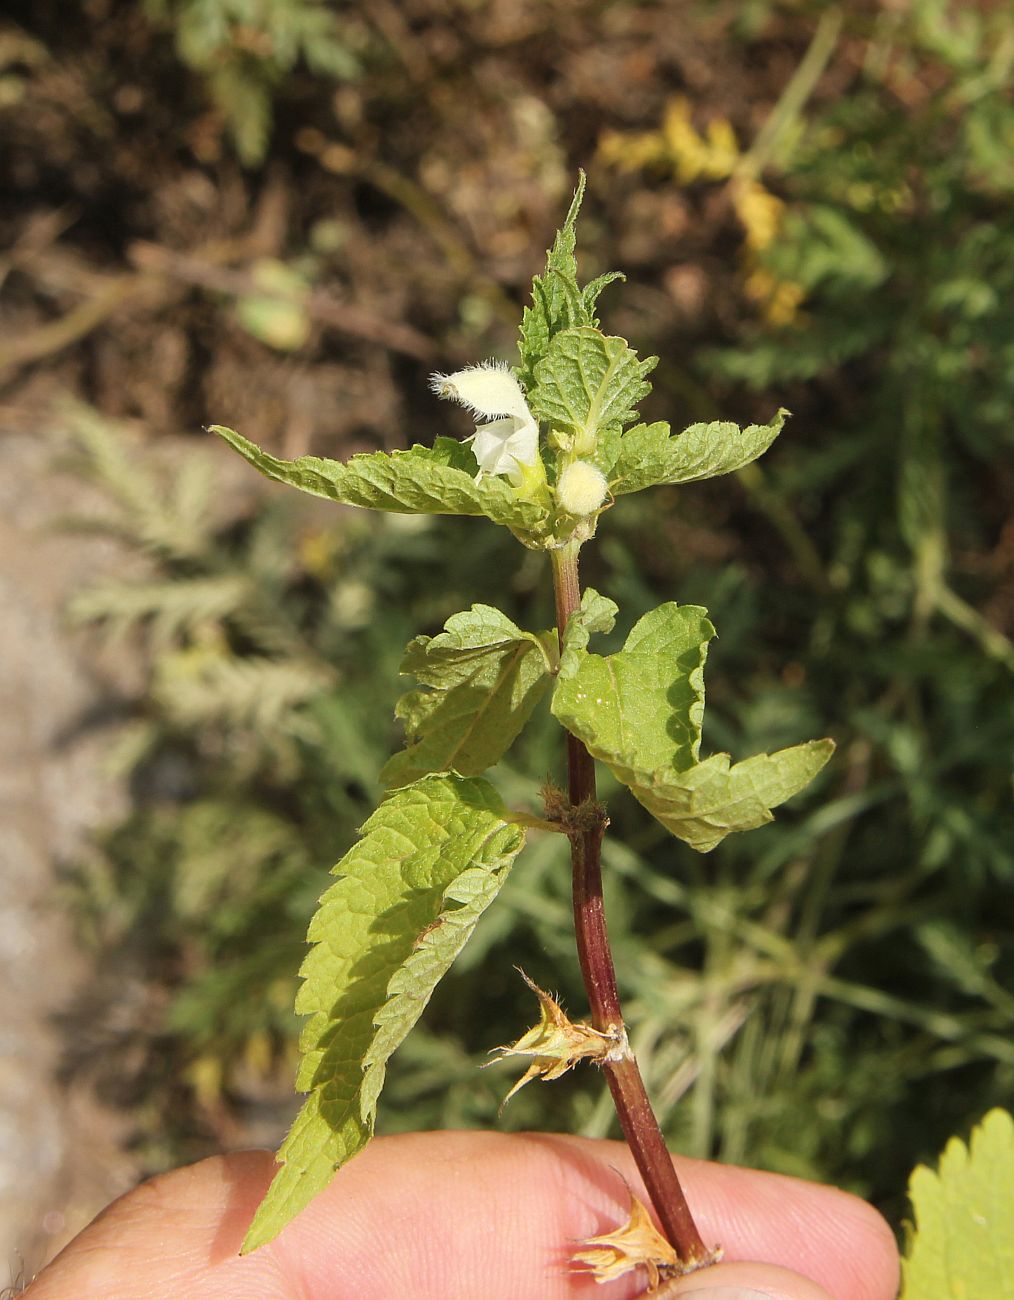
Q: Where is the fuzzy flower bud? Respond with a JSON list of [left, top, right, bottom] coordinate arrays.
[[556, 460, 609, 516], [429, 361, 539, 487]]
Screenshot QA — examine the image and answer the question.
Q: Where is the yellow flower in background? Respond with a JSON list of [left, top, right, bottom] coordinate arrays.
[[734, 175, 784, 251], [598, 95, 738, 182], [598, 97, 805, 325], [733, 177, 806, 325]]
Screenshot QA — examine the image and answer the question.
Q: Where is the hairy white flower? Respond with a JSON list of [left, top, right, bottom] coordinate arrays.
[[429, 361, 539, 486], [555, 460, 609, 516]]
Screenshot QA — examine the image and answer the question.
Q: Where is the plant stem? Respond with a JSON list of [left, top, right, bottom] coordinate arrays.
[[550, 541, 712, 1267]]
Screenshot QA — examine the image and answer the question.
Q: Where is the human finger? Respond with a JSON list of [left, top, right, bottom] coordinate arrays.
[[24, 1129, 899, 1300]]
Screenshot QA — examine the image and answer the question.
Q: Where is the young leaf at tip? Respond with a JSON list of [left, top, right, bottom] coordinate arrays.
[[516, 171, 625, 394], [528, 327, 657, 475]]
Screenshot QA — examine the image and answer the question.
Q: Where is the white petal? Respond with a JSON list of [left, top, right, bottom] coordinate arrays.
[[469, 414, 539, 486], [429, 361, 531, 421]]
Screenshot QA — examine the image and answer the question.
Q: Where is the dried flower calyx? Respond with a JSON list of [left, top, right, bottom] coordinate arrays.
[[489, 969, 629, 1105], [573, 1192, 723, 1289], [573, 1194, 679, 1288]]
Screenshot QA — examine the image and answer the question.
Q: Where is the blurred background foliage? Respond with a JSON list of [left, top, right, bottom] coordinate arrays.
[[2, 0, 1012, 1229]]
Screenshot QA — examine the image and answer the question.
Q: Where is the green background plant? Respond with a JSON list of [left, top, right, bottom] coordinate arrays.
[[900, 1109, 1014, 1299], [142, 0, 359, 165]]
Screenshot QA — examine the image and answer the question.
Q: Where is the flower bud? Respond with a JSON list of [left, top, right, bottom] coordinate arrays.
[[556, 460, 609, 516]]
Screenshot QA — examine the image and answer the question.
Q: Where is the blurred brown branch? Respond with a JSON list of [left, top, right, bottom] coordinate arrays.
[[0, 233, 436, 387], [127, 242, 437, 362]]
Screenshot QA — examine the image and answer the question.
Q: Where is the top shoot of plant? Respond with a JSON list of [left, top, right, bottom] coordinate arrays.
[[212, 174, 833, 1285]]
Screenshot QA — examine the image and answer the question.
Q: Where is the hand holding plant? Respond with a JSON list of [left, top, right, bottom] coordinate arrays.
[[23, 1130, 900, 1299]]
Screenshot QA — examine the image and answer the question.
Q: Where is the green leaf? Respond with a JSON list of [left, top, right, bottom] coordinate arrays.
[[242, 774, 526, 1252], [516, 174, 626, 395], [562, 587, 619, 650], [558, 587, 619, 678], [552, 603, 833, 850], [770, 204, 888, 297], [210, 426, 549, 536], [553, 603, 715, 776], [380, 605, 557, 788], [629, 740, 835, 852], [583, 270, 626, 322], [609, 410, 788, 496], [529, 328, 657, 466], [901, 1109, 1014, 1300]]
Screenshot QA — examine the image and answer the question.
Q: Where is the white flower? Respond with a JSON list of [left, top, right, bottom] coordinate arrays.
[[429, 361, 539, 486], [556, 460, 608, 516]]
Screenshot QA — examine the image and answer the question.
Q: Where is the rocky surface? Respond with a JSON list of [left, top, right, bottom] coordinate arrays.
[[0, 428, 138, 1287]]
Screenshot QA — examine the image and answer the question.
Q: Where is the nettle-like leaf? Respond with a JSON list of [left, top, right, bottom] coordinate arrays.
[[609, 409, 788, 496], [210, 426, 549, 538], [560, 587, 619, 664], [381, 604, 557, 788], [554, 603, 715, 777], [517, 177, 585, 391], [630, 742, 835, 853], [552, 603, 833, 851], [242, 773, 526, 1252], [582, 269, 625, 322], [516, 172, 624, 393], [901, 1108, 1014, 1300], [529, 327, 657, 475]]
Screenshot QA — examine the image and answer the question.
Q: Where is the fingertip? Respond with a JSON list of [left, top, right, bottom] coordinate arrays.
[[657, 1260, 837, 1300], [678, 1158, 900, 1300]]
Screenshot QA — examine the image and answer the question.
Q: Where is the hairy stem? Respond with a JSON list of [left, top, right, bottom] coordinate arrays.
[[550, 541, 712, 1266]]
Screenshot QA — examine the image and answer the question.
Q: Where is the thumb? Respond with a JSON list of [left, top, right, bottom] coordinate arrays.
[[658, 1260, 837, 1300]]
